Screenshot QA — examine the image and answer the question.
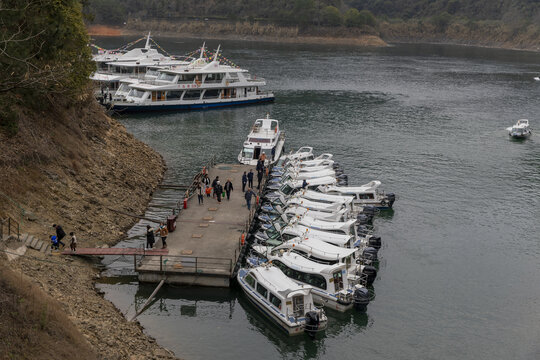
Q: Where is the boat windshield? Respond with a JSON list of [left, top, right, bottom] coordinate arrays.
[[280, 184, 293, 195], [242, 147, 254, 159], [146, 69, 159, 77]]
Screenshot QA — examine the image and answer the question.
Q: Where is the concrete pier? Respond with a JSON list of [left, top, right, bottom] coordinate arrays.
[[137, 163, 260, 287]]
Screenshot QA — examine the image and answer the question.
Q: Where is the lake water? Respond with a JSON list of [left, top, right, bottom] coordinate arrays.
[[93, 36, 540, 360]]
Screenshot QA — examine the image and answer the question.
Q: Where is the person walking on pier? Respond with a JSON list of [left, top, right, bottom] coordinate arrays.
[[245, 188, 255, 210], [224, 179, 233, 200], [203, 174, 211, 197], [215, 180, 223, 203], [69, 232, 77, 252], [52, 224, 66, 248], [247, 170, 254, 188], [146, 225, 155, 249], [257, 169, 264, 190], [157, 222, 168, 249], [198, 182, 204, 205], [212, 176, 220, 199], [242, 172, 247, 192]]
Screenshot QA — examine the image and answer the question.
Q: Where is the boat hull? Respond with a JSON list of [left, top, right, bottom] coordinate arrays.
[[109, 97, 275, 113], [311, 289, 354, 312]]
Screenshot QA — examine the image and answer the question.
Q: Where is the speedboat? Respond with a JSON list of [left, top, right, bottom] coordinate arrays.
[[238, 115, 285, 166], [260, 250, 371, 312], [281, 147, 314, 161], [318, 181, 396, 209], [253, 237, 378, 286], [237, 264, 327, 336], [506, 119, 532, 139]]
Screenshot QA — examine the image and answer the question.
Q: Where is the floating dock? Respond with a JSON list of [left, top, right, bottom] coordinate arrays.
[[136, 162, 261, 287]]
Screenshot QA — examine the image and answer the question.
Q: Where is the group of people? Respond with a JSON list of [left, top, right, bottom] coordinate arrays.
[[198, 174, 234, 204], [192, 155, 269, 211], [50, 224, 77, 252], [145, 222, 169, 249]]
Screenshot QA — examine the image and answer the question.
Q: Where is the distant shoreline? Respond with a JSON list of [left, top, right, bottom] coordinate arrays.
[[87, 23, 540, 53], [87, 24, 388, 47]]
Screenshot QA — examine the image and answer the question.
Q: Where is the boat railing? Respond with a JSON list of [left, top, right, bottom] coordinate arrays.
[[246, 77, 265, 82], [203, 79, 223, 84]]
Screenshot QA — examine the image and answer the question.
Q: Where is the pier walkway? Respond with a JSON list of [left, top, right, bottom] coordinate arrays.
[[136, 163, 258, 287]]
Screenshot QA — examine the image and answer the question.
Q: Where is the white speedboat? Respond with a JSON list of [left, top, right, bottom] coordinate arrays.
[[261, 250, 371, 312], [109, 45, 274, 112], [506, 119, 532, 139], [318, 181, 396, 209], [281, 147, 314, 161], [237, 264, 327, 336], [238, 115, 285, 165], [253, 237, 377, 286]]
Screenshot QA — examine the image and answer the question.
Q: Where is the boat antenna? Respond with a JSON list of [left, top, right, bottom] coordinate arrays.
[[213, 44, 221, 62], [144, 32, 151, 49]]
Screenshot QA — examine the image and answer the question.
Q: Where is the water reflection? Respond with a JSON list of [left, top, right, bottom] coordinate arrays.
[[97, 276, 371, 359]]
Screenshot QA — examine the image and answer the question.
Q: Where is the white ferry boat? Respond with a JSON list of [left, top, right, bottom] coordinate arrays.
[[237, 264, 327, 336], [506, 119, 532, 139], [238, 116, 285, 166], [91, 33, 188, 100], [109, 45, 274, 112]]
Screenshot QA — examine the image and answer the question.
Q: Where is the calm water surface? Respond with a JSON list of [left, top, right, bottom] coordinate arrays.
[[93, 37, 540, 360]]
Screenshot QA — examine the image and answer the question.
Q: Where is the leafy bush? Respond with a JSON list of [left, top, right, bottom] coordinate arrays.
[[322, 6, 342, 26]]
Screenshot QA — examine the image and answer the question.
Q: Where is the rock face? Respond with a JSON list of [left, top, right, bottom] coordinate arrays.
[[0, 97, 178, 359]]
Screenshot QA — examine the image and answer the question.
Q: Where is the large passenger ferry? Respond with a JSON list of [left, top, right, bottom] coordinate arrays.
[[108, 45, 274, 112]]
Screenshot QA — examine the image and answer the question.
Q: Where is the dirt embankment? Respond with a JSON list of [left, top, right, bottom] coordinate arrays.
[[0, 93, 178, 359], [379, 20, 540, 51], [87, 21, 388, 47], [88, 19, 540, 51]]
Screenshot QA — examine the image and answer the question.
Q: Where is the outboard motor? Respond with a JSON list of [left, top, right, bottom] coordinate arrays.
[[368, 235, 381, 250], [386, 193, 396, 208], [304, 311, 320, 338], [361, 265, 377, 286], [337, 174, 348, 181], [335, 169, 344, 176], [362, 246, 378, 262], [356, 225, 370, 236], [356, 214, 370, 226], [353, 287, 370, 311], [332, 162, 341, 170]]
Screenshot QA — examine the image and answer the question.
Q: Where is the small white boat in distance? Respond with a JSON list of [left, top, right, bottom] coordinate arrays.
[[534, 77, 540, 81], [238, 115, 285, 165], [237, 264, 327, 336], [506, 119, 532, 139]]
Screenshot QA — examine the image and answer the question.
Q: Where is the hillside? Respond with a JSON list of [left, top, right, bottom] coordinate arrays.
[[0, 1, 177, 359], [84, 0, 540, 50]]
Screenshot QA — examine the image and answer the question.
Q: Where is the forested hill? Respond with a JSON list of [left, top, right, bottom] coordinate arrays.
[[86, 0, 540, 26]]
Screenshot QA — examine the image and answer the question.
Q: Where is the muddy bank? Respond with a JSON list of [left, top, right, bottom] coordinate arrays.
[[87, 22, 387, 47]]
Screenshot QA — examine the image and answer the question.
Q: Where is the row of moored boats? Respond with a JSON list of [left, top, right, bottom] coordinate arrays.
[[235, 117, 396, 337]]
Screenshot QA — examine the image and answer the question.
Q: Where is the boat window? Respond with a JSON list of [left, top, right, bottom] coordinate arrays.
[[117, 83, 128, 92], [183, 90, 201, 100], [292, 295, 304, 315], [245, 274, 256, 288], [282, 233, 295, 241], [178, 74, 196, 82], [129, 89, 146, 98], [167, 91, 183, 100], [203, 89, 220, 99], [242, 147, 254, 159], [304, 273, 326, 290], [332, 271, 344, 291], [256, 283, 268, 299], [358, 193, 374, 200], [269, 293, 281, 309], [205, 73, 224, 83], [157, 73, 176, 82], [146, 69, 158, 77]]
